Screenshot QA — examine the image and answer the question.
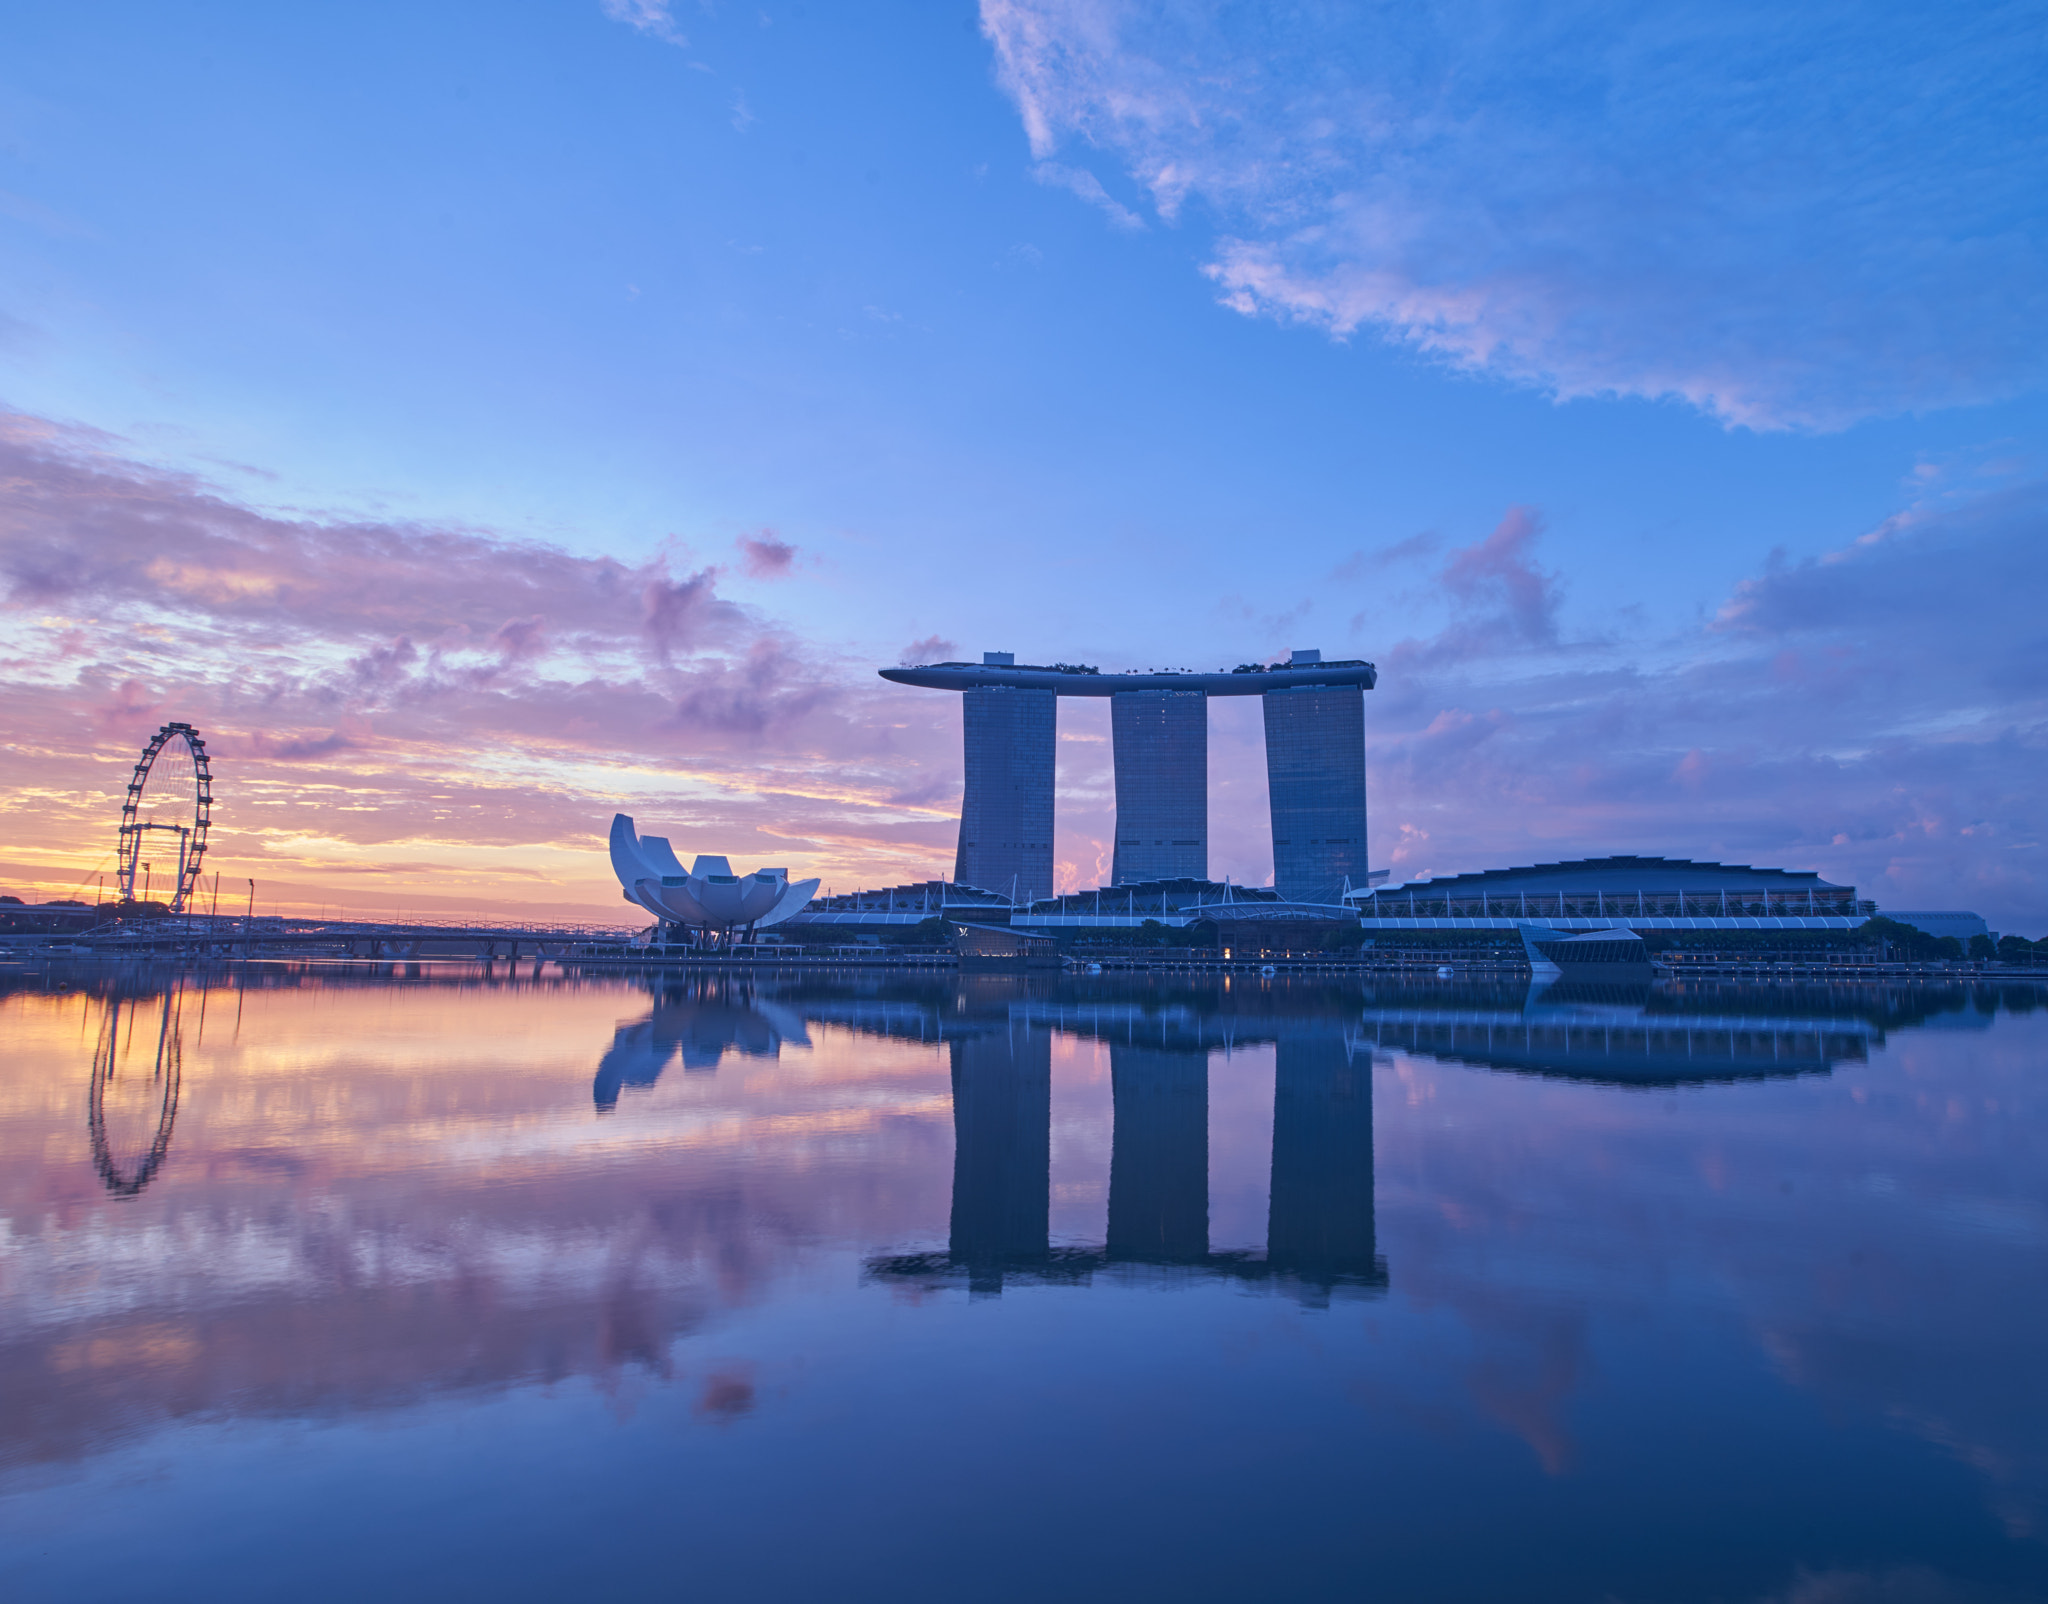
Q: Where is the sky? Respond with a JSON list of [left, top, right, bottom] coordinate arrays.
[[1, 0, 2044, 929]]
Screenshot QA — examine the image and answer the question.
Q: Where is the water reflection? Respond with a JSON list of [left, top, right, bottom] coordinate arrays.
[[593, 972, 812, 1110], [948, 1025, 1053, 1290], [883, 1013, 1385, 1301], [1266, 1034, 1380, 1287], [1, 962, 2044, 1604], [88, 984, 188, 1197], [1106, 1043, 1207, 1264], [856, 982, 1392, 1300], [1354, 976, 1878, 1083]]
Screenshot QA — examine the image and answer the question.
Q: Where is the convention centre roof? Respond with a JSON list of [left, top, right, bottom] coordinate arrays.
[[1357, 855, 1852, 898]]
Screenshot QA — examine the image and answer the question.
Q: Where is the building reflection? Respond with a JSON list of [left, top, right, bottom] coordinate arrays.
[[948, 1027, 1053, 1291], [1352, 977, 1879, 1084], [594, 972, 811, 1111], [1266, 1035, 1379, 1286], [853, 970, 1935, 1302], [8, 959, 2042, 1494], [1106, 1044, 1208, 1265], [865, 980, 1388, 1303], [48, 962, 1929, 1237]]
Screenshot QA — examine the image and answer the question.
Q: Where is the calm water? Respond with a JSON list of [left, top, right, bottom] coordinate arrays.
[[2, 963, 2044, 1603]]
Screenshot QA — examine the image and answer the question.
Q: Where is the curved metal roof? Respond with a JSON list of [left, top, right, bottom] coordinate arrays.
[[1363, 855, 1849, 895]]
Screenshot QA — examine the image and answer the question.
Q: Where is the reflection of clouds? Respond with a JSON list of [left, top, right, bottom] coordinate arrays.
[[1754, 1566, 1999, 1604], [1456, 1293, 1587, 1477], [696, 1366, 757, 1420], [1375, 1015, 2048, 1540], [0, 972, 956, 1477], [3, 1216, 706, 1338], [5, 963, 2046, 1572]]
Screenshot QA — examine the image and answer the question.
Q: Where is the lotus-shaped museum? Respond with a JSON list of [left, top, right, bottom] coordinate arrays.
[[609, 814, 820, 933]]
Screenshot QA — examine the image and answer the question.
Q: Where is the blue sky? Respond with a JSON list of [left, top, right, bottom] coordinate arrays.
[[2, 1, 2044, 926]]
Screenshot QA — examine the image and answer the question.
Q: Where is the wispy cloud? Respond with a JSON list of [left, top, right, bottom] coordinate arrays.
[[1436, 507, 1559, 649], [1330, 532, 1438, 583], [736, 531, 796, 579], [1031, 161, 1144, 232], [5, 409, 2042, 925], [1357, 482, 2048, 926], [0, 412, 961, 915], [981, 0, 2048, 430], [600, 0, 688, 47]]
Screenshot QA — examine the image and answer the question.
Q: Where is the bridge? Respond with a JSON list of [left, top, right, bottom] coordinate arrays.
[[0, 914, 645, 962]]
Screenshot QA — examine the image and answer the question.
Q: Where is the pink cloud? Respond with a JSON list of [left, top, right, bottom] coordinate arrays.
[[0, 411, 964, 917], [1377, 505, 1567, 675], [5, 409, 2043, 930], [984, 0, 2048, 431], [1438, 506, 1560, 645], [1361, 484, 2048, 927], [736, 531, 796, 579]]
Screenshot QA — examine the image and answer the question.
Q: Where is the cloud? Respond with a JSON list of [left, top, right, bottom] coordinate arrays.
[[1358, 482, 2048, 928], [1438, 507, 1559, 647], [667, 638, 833, 736], [1330, 531, 1438, 582], [1031, 161, 1145, 232], [736, 531, 795, 578], [1377, 506, 1562, 672], [898, 635, 958, 665], [249, 728, 360, 762], [600, 0, 687, 46], [6, 407, 2041, 927], [981, 0, 2048, 429], [0, 411, 965, 916]]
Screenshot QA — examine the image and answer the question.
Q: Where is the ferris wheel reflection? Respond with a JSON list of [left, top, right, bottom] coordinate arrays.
[[89, 984, 188, 1198]]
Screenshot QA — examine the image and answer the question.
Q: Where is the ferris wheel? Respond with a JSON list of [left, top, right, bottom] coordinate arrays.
[[117, 722, 213, 911]]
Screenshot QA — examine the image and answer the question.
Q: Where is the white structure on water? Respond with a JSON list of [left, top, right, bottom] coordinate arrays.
[[609, 814, 819, 934]]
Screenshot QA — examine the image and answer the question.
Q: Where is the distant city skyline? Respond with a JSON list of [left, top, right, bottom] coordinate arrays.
[[1, 3, 2043, 930]]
